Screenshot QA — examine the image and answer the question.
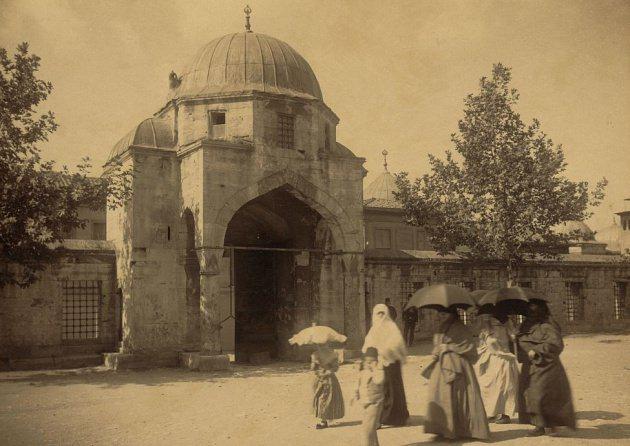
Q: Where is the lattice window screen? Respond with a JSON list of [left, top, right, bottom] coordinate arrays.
[[564, 282, 584, 322], [277, 113, 294, 149], [62, 280, 101, 340], [614, 282, 627, 320]]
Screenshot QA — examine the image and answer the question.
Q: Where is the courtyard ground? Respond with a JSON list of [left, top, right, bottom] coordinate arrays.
[[1, 334, 629, 446]]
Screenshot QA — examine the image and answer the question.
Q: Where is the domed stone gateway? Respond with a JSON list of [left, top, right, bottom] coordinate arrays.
[[104, 11, 366, 369]]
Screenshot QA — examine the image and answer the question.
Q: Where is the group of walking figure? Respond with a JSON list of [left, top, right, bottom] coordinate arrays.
[[308, 298, 576, 445]]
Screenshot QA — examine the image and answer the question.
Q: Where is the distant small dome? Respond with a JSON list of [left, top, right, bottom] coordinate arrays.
[[107, 118, 175, 163], [363, 150, 400, 208], [169, 32, 322, 102], [364, 171, 397, 202], [553, 220, 595, 241]]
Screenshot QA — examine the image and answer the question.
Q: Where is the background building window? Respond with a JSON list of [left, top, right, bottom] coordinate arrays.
[[209, 111, 226, 139], [614, 282, 627, 320], [397, 229, 413, 250], [62, 280, 101, 340], [277, 113, 294, 149], [564, 281, 585, 322], [324, 123, 331, 151], [374, 228, 392, 249]]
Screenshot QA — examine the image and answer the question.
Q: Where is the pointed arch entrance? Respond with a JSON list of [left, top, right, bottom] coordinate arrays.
[[206, 171, 364, 362]]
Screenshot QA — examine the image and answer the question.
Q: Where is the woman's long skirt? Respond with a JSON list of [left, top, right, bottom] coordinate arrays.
[[518, 361, 576, 429], [312, 373, 345, 420], [425, 356, 490, 440], [476, 353, 519, 418], [380, 361, 409, 426]]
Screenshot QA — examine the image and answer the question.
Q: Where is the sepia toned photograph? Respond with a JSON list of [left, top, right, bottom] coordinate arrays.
[[1, 1, 629, 445]]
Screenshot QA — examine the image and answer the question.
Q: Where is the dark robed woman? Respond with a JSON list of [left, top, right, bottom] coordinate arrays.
[[423, 307, 490, 441], [516, 300, 576, 436], [362, 304, 409, 426]]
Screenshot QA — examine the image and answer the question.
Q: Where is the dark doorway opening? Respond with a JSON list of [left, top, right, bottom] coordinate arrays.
[[225, 186, 323, 363]]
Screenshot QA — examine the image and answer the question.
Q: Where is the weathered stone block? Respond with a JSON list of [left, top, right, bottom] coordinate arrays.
[[104, 352, 179, 370], [179, 351, 200, 370], [197, 354, 230, 371]]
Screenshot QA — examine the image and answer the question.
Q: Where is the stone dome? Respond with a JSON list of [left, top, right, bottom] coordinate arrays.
[[107, 118, 175, 163], [553, 220, 595, 241], [169, 32, 323, 101]]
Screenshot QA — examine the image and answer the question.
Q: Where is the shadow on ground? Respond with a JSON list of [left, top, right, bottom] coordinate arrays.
[[403, 428, 531, 445], [0, 361, 312, 389], [576, 410, 624, 421], [569, 423, 630, 440]]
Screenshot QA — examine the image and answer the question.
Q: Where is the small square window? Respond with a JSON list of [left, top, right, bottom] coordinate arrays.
[[209, 111, 226, 139], [211, 112, 225, 125]]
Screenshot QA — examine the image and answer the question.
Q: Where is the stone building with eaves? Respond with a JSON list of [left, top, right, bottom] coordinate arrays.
[[1, 20, 630, 371]]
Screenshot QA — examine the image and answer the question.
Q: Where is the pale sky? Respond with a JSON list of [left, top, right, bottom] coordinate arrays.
[[1, 0, 629, 231]]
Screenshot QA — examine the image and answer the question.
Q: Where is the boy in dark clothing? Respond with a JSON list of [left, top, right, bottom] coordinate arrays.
[[402, 298, 418, 347]]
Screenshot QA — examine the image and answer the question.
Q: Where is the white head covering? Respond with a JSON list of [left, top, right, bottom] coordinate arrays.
[[362, 303, 407, 366]]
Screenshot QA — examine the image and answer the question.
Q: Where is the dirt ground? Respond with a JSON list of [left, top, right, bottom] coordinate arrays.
[[1, 334, 629, 446]]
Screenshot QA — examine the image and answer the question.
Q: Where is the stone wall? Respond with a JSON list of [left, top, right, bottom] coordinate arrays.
[[0, 244, 118, 368], [365, 256, 630, 339]]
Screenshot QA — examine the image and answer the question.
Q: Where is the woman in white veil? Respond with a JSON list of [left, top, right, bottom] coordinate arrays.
[[362, 303, 409, 426]]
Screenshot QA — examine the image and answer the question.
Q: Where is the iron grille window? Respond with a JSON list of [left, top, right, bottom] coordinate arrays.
[[458, 282, 476, 325], [564, 282, 584, 322], [62, 280, 101, 340], [277, 113, 294, 149], [614, 282, 627, 320]]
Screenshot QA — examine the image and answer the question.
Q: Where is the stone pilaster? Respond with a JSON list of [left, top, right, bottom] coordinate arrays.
[[197, 247, 223, 354]]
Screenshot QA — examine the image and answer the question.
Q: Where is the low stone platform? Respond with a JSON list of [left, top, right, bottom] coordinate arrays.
[[179, 352, 231, 371], [103, 352, 179, 370]]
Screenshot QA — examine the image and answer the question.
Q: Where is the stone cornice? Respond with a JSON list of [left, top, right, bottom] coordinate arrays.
[[156, 91, 339, 124], [177, 138, 255, 159]]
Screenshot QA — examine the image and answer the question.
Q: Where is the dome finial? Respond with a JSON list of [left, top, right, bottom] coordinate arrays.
[[244, 5, 252, 32], [382, 149, 389, 171]]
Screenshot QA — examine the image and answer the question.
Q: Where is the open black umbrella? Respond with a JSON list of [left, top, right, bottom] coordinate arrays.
[[404, 284, 475, 310], [479, 286, 547, 315]]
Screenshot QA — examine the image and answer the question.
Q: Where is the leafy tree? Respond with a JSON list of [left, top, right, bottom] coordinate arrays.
[[395, 63, 607, 284], [0, 43, 131, 288]]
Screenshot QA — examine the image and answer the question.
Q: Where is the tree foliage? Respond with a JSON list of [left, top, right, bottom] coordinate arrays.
[[0, 43, 131, 288], [395, 64, 607, 282]]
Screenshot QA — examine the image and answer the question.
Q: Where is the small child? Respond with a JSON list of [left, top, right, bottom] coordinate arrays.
[[311, 344, 345, 429], [353, 347, 385, 446]]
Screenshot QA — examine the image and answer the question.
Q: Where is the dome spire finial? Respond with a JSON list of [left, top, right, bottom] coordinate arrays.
[[244, 5, 252, 32], [382, 149, 389, 171]]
